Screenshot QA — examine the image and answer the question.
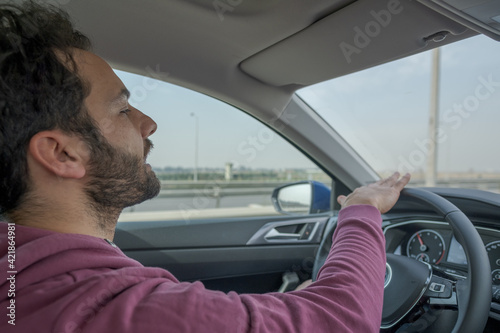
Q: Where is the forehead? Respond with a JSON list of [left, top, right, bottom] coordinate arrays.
[[72, 49, 127, 108]]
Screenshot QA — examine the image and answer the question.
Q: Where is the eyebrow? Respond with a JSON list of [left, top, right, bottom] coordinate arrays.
[[109, 88, 131, 107]]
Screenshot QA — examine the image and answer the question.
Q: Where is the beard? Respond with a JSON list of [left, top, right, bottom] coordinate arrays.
[[84, 137, 161, 221]]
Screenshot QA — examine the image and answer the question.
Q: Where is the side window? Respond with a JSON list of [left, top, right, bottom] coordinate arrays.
[[115, 70, 331, 221]]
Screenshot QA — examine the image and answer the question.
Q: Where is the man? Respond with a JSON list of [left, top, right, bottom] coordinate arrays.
[[0, 2, 410, 332]]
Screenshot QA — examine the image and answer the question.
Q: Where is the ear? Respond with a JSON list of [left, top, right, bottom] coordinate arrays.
[[28, 130, 88, 179]]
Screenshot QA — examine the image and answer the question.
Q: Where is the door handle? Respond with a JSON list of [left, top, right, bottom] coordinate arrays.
[[264, 228, 301, 240], [246, 219, 328, 245]]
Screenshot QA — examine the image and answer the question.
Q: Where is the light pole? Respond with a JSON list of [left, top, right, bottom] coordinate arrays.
[[190, 113, 199, 182], [426, 48, 440, 187]]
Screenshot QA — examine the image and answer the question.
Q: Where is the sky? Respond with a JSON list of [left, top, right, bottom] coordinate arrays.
[[115, 70, 316, 171], [116, 34, 500, 174], [297, 35, 500, 174]]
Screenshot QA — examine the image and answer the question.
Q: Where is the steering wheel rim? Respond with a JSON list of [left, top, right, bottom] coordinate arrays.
[[312, 187, 491, 333]]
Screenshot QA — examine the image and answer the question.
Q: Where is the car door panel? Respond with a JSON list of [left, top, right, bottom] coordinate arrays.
[[114, 215, 330, 293]]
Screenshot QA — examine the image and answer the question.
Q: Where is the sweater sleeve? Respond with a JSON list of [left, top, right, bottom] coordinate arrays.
[[237, 204, 386, 333], [59, 205, 385, 333]]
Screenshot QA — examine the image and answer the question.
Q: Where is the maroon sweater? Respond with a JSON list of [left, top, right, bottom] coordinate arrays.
[[0, 205, 385, 332]]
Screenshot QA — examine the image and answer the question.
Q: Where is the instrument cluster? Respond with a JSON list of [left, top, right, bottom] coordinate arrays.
[[384, 221, 500, 285]]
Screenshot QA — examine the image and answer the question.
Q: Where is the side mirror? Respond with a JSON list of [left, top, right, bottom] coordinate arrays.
[[272, 181, 331, 215]]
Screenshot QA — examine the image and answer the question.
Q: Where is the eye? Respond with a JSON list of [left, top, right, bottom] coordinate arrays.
[[120, 108, 131, 115]]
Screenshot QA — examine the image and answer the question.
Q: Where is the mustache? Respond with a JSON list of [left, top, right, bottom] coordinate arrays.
[[144, 139, 154, 159]]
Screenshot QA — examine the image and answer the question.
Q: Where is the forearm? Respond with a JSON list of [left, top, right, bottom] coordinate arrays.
[[239, 205, 385, 332]]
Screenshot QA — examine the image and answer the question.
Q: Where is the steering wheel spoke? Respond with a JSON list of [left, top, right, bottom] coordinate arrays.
[[424, 274, 457, 307], [427, 293, 458, 309]]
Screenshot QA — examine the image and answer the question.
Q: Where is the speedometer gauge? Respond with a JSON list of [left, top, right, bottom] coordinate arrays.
[[407, 229, 445, 264], [485, 240, 500, 285]]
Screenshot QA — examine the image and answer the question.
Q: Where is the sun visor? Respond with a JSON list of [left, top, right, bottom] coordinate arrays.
[[240, 0, 471, 87]]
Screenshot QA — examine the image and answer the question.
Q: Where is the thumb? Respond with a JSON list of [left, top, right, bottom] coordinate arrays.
[[337, 195, 347, 206]]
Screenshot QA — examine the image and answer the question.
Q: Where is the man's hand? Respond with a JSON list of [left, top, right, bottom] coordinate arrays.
[[337, 172, 411, 214], [295, 279, 313, 291]]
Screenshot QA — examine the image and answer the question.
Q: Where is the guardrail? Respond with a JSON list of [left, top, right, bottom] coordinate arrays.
[[409, 178, 500, 193], [157, 181, 285, 204]]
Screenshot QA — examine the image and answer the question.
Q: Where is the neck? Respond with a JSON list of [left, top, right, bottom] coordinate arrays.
[[8, 195, 119, 240]]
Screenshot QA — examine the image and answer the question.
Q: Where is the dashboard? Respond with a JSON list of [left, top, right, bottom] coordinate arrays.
[[375, 188, 500, 329], [384, 221, 500, 285], [384, 219, 500, 325]]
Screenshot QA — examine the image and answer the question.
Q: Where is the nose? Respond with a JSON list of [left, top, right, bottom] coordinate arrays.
[[136, 109, 157, 138]]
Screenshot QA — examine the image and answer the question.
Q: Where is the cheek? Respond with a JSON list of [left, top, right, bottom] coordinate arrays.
[[99, 118, 117, 137], [95, 113, 143, 153], [105, 123, 143, 154]]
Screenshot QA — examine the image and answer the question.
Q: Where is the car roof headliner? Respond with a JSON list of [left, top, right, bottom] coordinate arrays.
[[58, 0, 478, 120]]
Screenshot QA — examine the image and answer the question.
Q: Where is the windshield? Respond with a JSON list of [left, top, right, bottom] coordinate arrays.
[[297, 35, 500, 192]]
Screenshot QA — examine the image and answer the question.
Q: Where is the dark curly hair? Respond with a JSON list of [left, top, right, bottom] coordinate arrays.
[[0, 1, 99, 215]]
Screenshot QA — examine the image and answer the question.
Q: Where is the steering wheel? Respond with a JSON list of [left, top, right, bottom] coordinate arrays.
[[311, 188, 491, 333]]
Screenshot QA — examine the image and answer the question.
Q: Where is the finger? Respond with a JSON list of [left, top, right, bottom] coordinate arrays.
[[295, 279, 313, 291], [337, 195, 347, 206], [380, 171, 400, 186], [393, 173, 411, 191]]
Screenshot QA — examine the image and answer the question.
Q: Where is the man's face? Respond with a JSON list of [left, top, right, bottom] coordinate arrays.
[[74, 50, 160, 211]]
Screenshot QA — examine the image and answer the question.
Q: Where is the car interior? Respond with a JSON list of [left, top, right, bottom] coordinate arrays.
[[48, 0, 500, 331]]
